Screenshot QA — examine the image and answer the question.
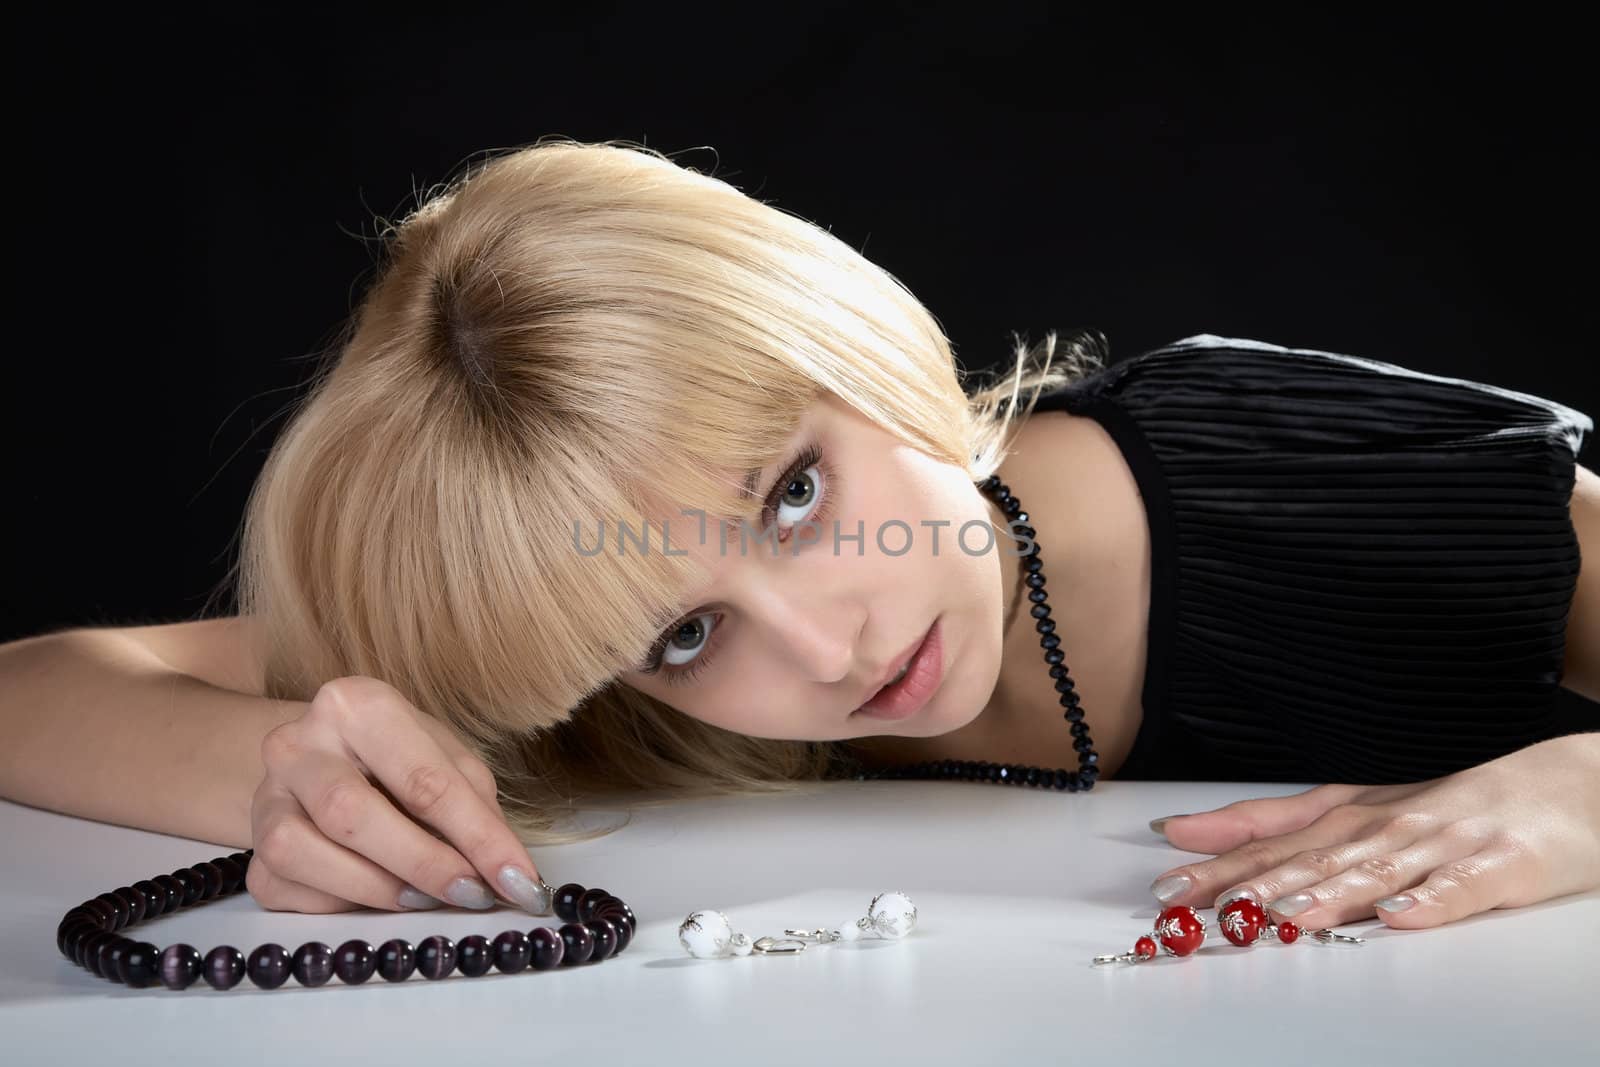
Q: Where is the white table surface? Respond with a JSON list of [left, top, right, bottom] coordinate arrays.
[[3, 778, 1596, 1066]]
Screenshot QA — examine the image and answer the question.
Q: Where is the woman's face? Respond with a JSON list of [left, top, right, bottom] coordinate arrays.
[[616, 391, 1010, 742]]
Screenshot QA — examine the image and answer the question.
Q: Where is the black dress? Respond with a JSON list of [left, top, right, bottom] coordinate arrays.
[[1033, 334, 1594, 784]]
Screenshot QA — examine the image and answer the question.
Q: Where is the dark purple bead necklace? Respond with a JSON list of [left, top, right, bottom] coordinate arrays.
[[848, 474, 1101, 791], [55, 849, 636, 989]]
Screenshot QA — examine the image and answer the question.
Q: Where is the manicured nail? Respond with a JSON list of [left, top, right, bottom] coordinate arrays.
[[498, 864, 553, 915], [397, 885, 443, 910], [1150, 874, 1191, 903], [1375, 894, 1415, 913], [1215, 887, 1259, 911], [1267, 892, 1314, 917], [444, 876, 496, 910], [1149, 817, 1172, 834]]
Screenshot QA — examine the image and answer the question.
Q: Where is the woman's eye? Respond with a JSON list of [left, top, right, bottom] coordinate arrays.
[[661, 612, 717, 668], [773, 464, 824, 531]]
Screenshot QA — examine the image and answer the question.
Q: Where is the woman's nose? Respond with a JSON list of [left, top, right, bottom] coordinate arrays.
[[748, 581, 863, 684]]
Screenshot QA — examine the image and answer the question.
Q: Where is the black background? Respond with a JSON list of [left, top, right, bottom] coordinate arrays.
[[7, 1, 1596, 726]]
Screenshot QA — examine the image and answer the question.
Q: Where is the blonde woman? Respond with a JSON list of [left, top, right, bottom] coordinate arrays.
[[3, 139, 1597, 934]]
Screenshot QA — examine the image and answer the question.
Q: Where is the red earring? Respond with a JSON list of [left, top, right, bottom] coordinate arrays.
[[1091, 902, 1365, 966]]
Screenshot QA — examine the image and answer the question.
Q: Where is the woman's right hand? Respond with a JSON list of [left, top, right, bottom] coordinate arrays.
[[249, 675, 550, 916]]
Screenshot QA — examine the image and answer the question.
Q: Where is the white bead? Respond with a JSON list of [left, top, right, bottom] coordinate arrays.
[[867, 891, 918, 938], [835, 919, 862, 942], [678, 910, 734, 958], [730, 934, 753, 957]]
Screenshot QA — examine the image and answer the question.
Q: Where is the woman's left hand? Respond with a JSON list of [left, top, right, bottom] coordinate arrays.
[[1145, 732, 1600, 929]]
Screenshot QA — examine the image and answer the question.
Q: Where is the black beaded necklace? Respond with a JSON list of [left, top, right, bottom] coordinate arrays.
[[55, 849, 636, 989], [847, 474, 1101, 792]]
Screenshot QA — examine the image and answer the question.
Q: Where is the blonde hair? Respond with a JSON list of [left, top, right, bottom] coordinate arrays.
[[232, 137, 1106, 846]]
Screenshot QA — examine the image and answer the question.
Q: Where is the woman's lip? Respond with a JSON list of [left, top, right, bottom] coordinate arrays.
[[854, 617, 943, 720], [858, 622, 934, 707]]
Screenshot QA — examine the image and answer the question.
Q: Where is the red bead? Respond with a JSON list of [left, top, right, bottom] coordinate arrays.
[[1217, 898, 1269, 946], [1134, 936, 1157, 960], [1154, 905, 1206, 957], [1277, 921, 1301, 944]]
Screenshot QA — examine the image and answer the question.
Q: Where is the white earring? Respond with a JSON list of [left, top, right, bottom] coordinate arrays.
[[678, 891, 919, 959]]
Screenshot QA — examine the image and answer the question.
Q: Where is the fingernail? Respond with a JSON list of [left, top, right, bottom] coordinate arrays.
[[397, 885, 443, 910], [1149, 817, 1172, 834], [1375, 894, 1415, 913], [1150, 874, 1191, 902], [1215, 887, 1259, 911], [444, 876, 496, 910], [1267, 892, 1314, 917], [498, 864, 553, 915]]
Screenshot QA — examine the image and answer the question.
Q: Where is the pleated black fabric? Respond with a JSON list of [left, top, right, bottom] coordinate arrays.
[[1034, 334, 1594, 783]]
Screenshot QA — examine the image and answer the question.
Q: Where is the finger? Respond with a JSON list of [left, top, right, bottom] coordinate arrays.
[[1373, 842, 1529, 930], [274, 741, 516, 913], [302, 679, 549, 915], [1229, 820, 1483, 929], [1148, 801, 1391, 908], [251, 780, 431, 912], [1156, 783, 1370, 855]]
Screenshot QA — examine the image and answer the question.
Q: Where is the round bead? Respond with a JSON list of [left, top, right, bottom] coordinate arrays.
[[191, 862, 224, 900], [492, 930, 532, 973], [132, 880, 168, 918], [247, 943, 291, 989], [576, 887, 611, 922], [94, 891, 128, 929], [332, 939, 376, 984], [99, 939, 132, 982], [456, 935, 493, 977], [678, 909, 733, 959], [159, 944, 202, 989], [79, 899, 114, 926], [65, 924, 100, 966], [171, 869, 202, 906], [1277, 922, 1301, 944], [152, 875, 184, 911], [1154, 905, 1207, 957], [78, 931, 115, 974], [1218, 898, 1270, 947], [584, 918, 618, 961], [867, 891, 918, 938], [530, 926, 565, 970], [59, 918, 95, 959], [729, 933, 753, 957], [553, 883, 587, 923], [608, 914, 633, 954], [291, 941, 334, 986], [377, 938, 417, 982], [112, 885, 147, 922], [416, 936, 457, 980], [203, 945, 246, 990], [118, 941, 161, 987], [213, 857, 246, 894], [1134, 936, 1158, 960], [558, 922, 595, 965]]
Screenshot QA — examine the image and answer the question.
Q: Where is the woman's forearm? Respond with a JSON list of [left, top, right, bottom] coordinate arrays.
[[0, 629, 306, 848]]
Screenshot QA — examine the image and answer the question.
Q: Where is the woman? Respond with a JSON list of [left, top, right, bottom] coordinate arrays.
[[2, 138, 1596, 932]]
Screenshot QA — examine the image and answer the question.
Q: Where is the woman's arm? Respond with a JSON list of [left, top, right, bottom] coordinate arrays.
[[0, 620, 305, 848], [1562, 463, 1600, 703]]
